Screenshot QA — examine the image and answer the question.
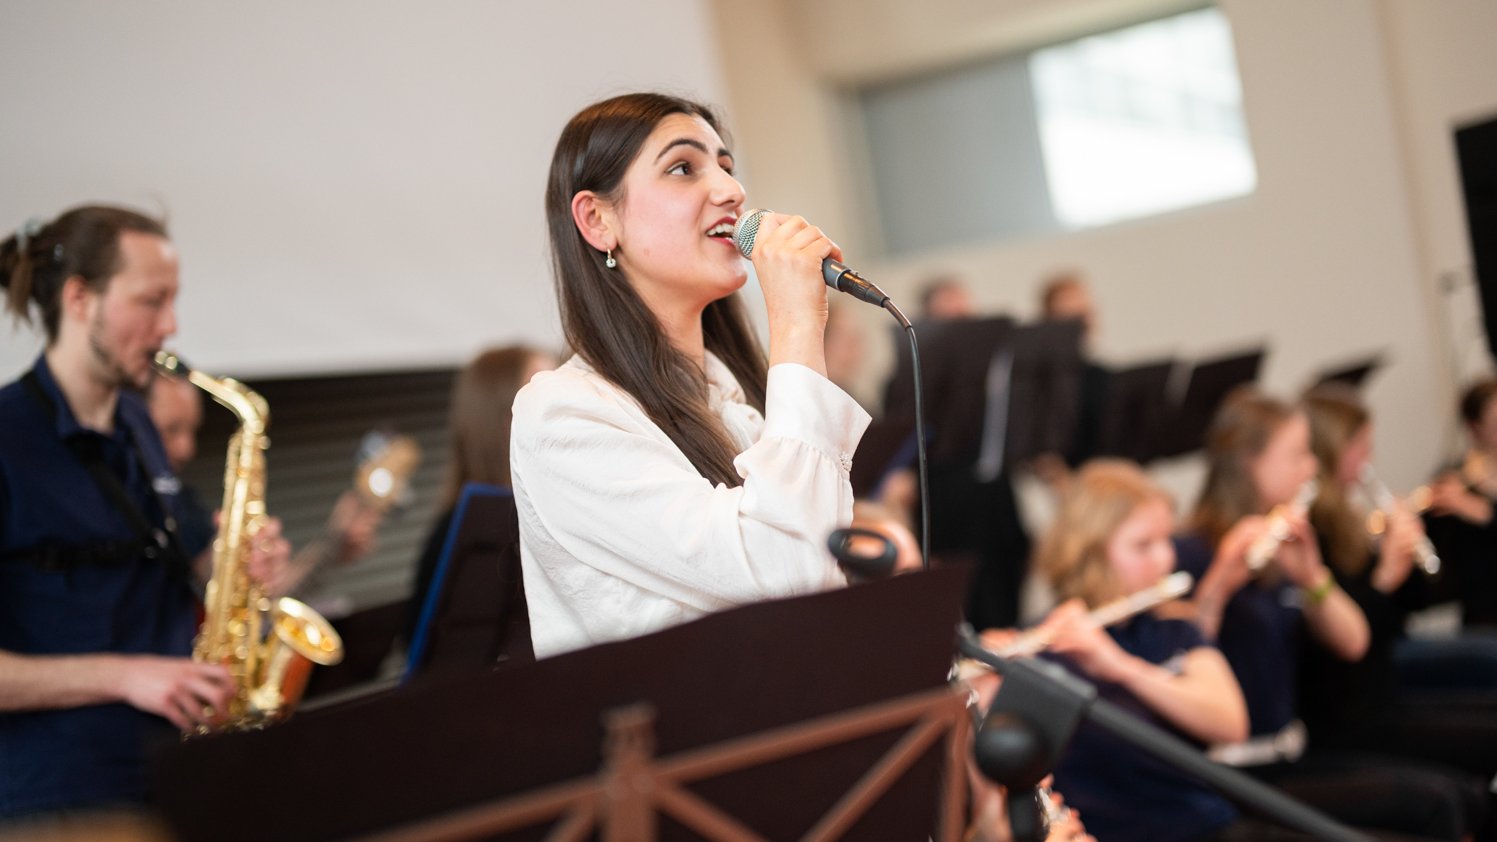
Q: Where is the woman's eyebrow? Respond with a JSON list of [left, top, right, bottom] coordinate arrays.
[[653, 137, 732, 163]]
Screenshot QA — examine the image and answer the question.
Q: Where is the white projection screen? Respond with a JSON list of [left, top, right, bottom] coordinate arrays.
[[0, 1, 731, 380]]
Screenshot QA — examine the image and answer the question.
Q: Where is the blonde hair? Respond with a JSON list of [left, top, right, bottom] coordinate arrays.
[[1036, 459, 1173, 608], [1302, 384, 1373, 576]]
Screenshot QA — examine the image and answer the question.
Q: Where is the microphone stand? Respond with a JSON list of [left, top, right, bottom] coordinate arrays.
[[955, 630, 1371, 842]]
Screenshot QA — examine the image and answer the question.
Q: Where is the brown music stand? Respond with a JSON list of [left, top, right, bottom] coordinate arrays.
[[150, 567, 973, 841]]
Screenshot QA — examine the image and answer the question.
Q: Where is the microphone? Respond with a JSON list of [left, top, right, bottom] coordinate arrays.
[[732, 209, 891, 307]]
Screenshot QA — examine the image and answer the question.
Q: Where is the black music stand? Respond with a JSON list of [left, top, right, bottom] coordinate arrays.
[[883, 316, 1082, 473], [404, 482, 531, 682], [1310, 353, 1385, 390], [883, 317, 1078, 630], [150, 567, 972, 842], [883, 316, 1016, 465], [1155, 347, 1266, 459], [995, 320, 1084, 474], [849, 418, 918, 499], [1093, 358, 1176, 464]]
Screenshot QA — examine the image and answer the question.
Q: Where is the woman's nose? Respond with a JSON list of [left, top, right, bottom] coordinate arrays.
[[714, 170, 745, 209]]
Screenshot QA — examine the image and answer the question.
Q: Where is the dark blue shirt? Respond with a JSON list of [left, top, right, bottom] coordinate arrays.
[[1048, 613, 1237, 842], [0, 356, 201, 818], [1175, 533, 1303, 736], [175, 481, 216, 573]]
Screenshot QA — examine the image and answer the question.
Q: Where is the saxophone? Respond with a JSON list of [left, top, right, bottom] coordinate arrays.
[[153, 351, 344, 732]]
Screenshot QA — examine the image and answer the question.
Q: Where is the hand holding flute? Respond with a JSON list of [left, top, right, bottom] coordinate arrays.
[[1360, 464, 1441, 576], [1425, 471, 1494, 527], [1191, 505, 1327, 641], [961, 573, 1193, 681], [1024, 573, 1195, 684], [1244, 481, 1318, 573]]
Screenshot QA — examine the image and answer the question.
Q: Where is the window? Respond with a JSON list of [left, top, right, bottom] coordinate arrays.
[[1030, 7, 1254, 228], [857, 5, 1254, 254]]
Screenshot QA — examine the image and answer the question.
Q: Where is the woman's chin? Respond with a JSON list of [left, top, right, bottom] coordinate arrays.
[[705, 271, 749, 302]]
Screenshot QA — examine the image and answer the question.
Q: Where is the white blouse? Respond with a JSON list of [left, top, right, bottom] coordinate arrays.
[[511, 352, 871, 658]]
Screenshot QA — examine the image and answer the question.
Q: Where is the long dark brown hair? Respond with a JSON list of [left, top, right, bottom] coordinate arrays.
[[441, 345, 552, 510], [1, 205, 168, 342], [1188, 388, 1299, 547], [545, 92, 767, 487], [1302, 385, 1373, 575], [1461, 378, 1497, 427]]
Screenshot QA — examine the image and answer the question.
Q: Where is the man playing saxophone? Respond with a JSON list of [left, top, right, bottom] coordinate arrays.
[[0, 205, 291, 820]]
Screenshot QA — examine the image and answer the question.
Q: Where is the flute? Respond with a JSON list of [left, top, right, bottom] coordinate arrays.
[[1036, 784, 1069, 831], [1359, 464, 1441, 576], [955, 572, 1194, 679], [1244, 481, 1318, 572]]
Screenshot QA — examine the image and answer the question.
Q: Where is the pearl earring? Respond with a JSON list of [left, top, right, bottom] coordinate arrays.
[[605, 249, 617, 269]]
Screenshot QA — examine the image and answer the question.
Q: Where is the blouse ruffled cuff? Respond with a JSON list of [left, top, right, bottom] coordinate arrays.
[[761, 363, 872, 469]]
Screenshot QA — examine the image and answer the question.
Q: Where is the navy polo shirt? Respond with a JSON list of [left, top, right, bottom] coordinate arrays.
[[1047, 614, 1238, 842], [0, 355, 202, 818], [1175, 533, 1303, 736]]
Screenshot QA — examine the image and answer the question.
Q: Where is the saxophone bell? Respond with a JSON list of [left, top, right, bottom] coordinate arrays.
[[247, 597, 345, 721]]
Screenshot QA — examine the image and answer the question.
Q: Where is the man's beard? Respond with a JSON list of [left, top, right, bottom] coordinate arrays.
[[88, 311, 147, 391]]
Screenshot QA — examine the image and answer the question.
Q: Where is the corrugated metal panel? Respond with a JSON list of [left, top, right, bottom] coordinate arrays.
[[180, 367, 457, 618]]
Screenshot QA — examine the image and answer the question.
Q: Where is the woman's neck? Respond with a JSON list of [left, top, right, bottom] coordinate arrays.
[[1465, 448, 1497, 491], [44, 342, 119, 433], [642, 290, 708, 372]]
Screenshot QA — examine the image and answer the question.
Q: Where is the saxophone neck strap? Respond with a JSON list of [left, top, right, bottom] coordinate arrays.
[[17, 369, 190, 579]]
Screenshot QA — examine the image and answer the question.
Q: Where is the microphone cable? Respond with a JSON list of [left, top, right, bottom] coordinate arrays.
[[880, 299, 930, 571]]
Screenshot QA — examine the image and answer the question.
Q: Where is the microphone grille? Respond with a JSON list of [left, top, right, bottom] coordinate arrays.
[[732, 208, 770, 258]]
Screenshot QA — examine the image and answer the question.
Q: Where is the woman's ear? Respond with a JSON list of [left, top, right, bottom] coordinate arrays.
[[571, 190, 616, 253]]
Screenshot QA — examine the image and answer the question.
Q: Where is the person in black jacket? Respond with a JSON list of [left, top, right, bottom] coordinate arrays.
[[1301, 384, 1495, 837], [1425, 378, 1497, 627]]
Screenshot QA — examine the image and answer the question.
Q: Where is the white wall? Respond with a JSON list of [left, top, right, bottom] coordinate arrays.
[[711, 0, 1497, 493], [1376, 0, 1497, 438], [6, 0, 1494, 494], [0, 0, 729, 379]]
